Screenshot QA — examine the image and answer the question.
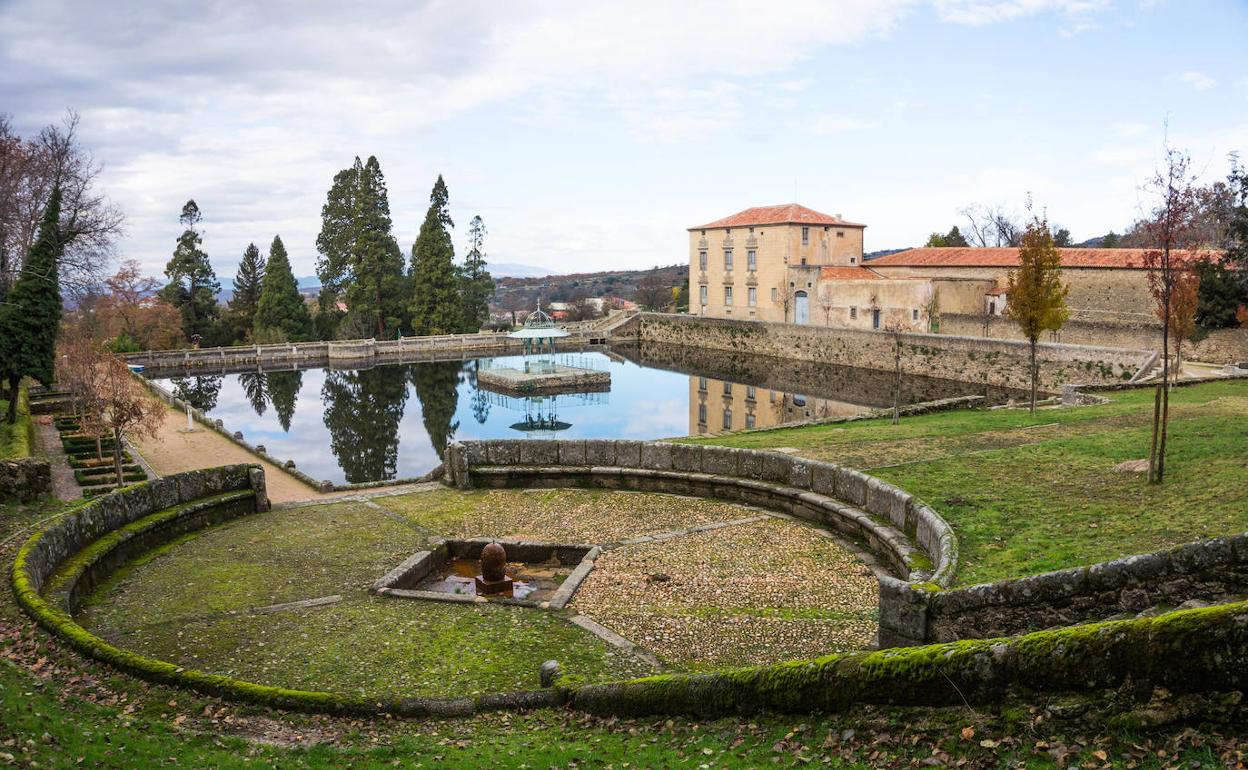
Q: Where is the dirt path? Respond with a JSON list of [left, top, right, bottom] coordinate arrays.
[[131, 405, 409, 504], [33, 418, 82, 501]]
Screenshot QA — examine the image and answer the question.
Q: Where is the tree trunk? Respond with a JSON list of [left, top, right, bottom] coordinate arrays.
[[1148, 384, 1162, 484], [5, 376, 18, 424], [1029, 338, 1038, 414], [95, 435, 103, 461], [892, 334, 901, 425], [1157, 280, 1171, 483], [112, 427, 125, 487]]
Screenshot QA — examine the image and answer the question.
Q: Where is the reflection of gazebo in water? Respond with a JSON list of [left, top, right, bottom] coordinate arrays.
[[476, 305, 611, 396], [482, 389, 609, 438]]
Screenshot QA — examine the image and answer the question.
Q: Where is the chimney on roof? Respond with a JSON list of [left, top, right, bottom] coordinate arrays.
[[836, 213, 842, 219]]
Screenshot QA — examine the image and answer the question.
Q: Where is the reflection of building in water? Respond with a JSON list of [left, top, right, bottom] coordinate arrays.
[[689, 375, 865, 435]]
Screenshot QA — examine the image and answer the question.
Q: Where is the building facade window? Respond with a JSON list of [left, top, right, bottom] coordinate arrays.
[[771, 287, 778, 302], [872, 308, 882, 329], [724, 249, 733, 270], [747, 287, 757, 307], [801, 226, 809, 245], [698, 376, 707, 391], [698, 250, 707, 270], [747, 249, 756, 270], [849, 306, 857, 319], [849, 255, 857, 264], [745, 413, 755, 429], [836, 230, 845, 238], [913, 308, 920, 321], [723, 381, 733, 395], [746, 385, 756, 400], [722, 409, 732, 430], [724, 286, 733, 306], [698, 404, 707, 423], [699, 285, 708, 307]]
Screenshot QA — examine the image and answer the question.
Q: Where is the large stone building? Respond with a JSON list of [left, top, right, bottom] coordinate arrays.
[[688, 204, 866, 324], [688, 204, 1208, 334]]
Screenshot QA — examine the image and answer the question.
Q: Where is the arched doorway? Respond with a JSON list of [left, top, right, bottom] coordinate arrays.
[[794, 291, 809, 325]]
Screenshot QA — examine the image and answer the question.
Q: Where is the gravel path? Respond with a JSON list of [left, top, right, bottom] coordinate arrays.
[[32, 418, 82, 501], [131, 404, 410, 504]]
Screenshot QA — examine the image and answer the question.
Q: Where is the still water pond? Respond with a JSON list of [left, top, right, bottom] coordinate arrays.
[[154, 345, 1017, 486]]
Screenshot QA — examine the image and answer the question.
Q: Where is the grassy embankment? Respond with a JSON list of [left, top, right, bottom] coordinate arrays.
[[684, 379, 1248, 587], [0, 384, 33, 460]]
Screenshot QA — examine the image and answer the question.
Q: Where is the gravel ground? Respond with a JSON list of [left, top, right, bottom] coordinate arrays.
[[380, 488, 762, 544], [572, 518, 879, 666]]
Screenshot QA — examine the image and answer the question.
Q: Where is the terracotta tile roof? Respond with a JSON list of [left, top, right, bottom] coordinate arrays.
[[819, 266, 885, 280], [689, 203, 866, 231], [866, 247, 1218, 269]]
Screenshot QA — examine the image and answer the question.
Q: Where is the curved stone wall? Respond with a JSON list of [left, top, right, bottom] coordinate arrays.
[[443, 439, 958, 601]]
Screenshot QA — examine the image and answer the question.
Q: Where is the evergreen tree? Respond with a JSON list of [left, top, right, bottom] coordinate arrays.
[[409, 175, 460, 335], [254, 235, 313, 342], [0, 187, 63, 423], [458, 215, 493, 332], [314, 156, 406, 338], [160, 200, 220, 341], [232, 243, 265, 321], [239, 372, 268, 417], [322, 367, 408, 483]]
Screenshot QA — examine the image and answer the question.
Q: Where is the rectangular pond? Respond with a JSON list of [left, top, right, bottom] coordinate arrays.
[[152, 344, 1023, 486]]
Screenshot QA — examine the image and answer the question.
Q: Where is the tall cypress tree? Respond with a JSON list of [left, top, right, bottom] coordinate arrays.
[[230, 242, 265, 330], [458, 215, 493, 332], [409, 175, 460, 335], [160, 200, 220, 342], [315, 156, 405, 338], [0, 187, 63, 423], [254, 235, 313, 342]]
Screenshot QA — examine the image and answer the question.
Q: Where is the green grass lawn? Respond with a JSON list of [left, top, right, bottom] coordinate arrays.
[[686, 379, 1248, 586]]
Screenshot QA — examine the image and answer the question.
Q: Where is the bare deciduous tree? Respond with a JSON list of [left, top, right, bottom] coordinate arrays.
[[818, 287, 835, 325], [1142, 143, 1202, 484], [0, 111, 124, 298], [960, 203, 1023, 247]]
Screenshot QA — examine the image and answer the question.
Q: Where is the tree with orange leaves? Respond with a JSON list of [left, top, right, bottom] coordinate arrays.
[[1142, 143, 1202, 484]]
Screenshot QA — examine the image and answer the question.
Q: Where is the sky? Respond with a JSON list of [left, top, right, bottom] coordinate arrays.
[[2, 0, 1246, 283]]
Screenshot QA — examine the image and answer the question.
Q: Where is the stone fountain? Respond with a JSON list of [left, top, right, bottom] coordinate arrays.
[[474, 541, 514, 595]]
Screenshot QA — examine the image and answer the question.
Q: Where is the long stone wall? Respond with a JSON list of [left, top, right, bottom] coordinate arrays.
[[881, 532, 1248, 644], [620, 313, 1152, 391], [940, 313, 1248, 365]]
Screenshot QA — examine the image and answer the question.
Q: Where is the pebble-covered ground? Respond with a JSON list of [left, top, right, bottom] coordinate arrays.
[[72, 488, 881, 697], [378, 487, 762, 544], [572, 518, 880, 666]]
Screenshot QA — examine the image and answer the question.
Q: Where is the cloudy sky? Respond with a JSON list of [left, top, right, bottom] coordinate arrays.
[[2, 0, 1245, 282]]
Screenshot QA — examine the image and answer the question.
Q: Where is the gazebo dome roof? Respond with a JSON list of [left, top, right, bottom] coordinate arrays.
[[507, 307, 569, 339]]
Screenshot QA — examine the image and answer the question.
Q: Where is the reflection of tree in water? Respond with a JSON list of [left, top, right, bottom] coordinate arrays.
[[466, 360, 490, 425], [238, 372, 268, 417], [411, 361, 462, 459], [169, 375, 222, 412], [322, 367, 409, 483], [266, 370, 303, 432]]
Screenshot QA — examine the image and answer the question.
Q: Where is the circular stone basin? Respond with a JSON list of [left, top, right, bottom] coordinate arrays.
[[70, 488, 880, 699]]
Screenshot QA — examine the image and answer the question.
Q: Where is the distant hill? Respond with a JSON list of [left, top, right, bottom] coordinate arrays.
[[863, 247, 912, 261], [493, 263, 688, 309], [490, 262, 555, 278]]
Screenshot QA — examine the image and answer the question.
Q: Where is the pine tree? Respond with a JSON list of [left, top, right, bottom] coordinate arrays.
[[458, 215, 493, 332], [0, 187, 63, 423], [159, 200, 220, 341], [409, 175, 460, 335], [230, 242, 266, 332], [254, 235, 313, 342], [314, 156, 406, 338], [267, 370, 302, 432]]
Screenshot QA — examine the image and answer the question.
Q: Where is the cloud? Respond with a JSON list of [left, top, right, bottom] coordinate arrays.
[[1176, 71, 1215, 90], [805, 116, 878, 134], [933, 0, 1110, 30]]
